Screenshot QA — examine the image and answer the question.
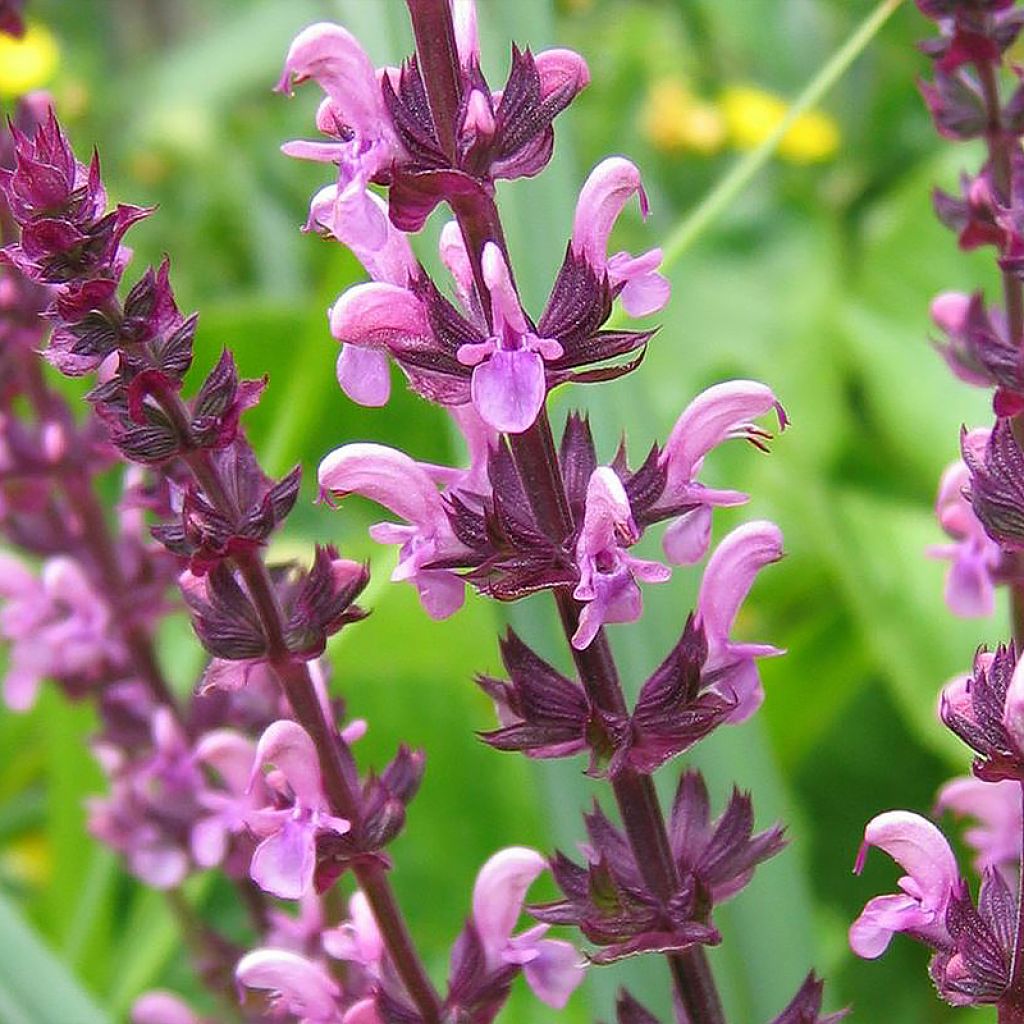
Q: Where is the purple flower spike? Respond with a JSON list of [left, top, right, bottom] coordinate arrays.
[[572, 467, 671, 650], [936, 776, 1022, 877], [657, 381, 786, 564], [849, 811, 959, 959], [471, 847, 586, 1008], [928, 443, 1001, 617], [571, 157, 669, 317], [696, 521, 784, 722], [318, 442, 468, 618], [235, 948, 343, 1023], [246, 719, 351, 899]]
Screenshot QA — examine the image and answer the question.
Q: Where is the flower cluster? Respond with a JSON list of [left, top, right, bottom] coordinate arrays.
[[852, 3, 1024, 1017], [0, 0, 845, 1021]]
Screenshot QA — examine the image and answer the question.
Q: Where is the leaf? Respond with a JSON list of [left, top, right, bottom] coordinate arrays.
[[0, 891, 109, 1024]]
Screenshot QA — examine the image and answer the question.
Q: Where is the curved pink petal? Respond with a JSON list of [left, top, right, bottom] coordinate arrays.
[[195, 729, 256, 793], [236, 948, 341, 1021], [471, 349, 546, 434], [619, 268, 671, 317], [278, 23, 384, 132], [472, 847, 547, 963], [191, 816, 228, 869], [329, 282, 430, 352], [860, 811, 959, 911], [251, 720, 323, 808], [337, 345, 392, 407], [697, 521, 784, 645], [534, 48, 590, 102], [523, 939, 586, 1009], [579, 467, 635, 557], [662, 380, 783, 492], [318, 443, 443, 527], [571, 157, 645, 267], [439, 220, 475, 304]]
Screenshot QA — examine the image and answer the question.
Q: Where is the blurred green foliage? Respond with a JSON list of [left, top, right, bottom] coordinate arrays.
[[0, 0, 1011, 1020]]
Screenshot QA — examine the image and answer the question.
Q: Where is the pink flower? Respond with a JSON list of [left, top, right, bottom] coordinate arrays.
[[656, 381, 787, 564], [0, 552, 119, 710], [318, 414, 493, 619], [323, 891, 384, 976], [278, 23, 402, 249], [696, 521, 784, 723], [471, 847, 585, 1008], [245, 720, 351, 899], [936, 776, 1022, 876], [928, 432, 1001, 617], [571, 157, 669, 317], [236, 948, 342, 1023], [850, 811, 959, 959], [571, 466, 670, 649]]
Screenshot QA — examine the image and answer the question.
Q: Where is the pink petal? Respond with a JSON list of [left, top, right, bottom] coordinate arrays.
[[278, 23, 384, 132], [318, 443, 444, 527], [534, 48, 590, 101], [328, 282, 430, 352], [697, 521, 784, 645], [471, 349, 546, 434], [481, 243, 528, 335], [571, 157, 645, 267], [250, 820, 316, 900], [619, 269, 671, 317], [337, 345, 392, 406], [200, 657, 253, 694], [251, 720, 323, 808], [861, 811, 959, 911], [343, 999, 383, 1024], [131, 992, 201, 1024], [578, 467, 635, 557], [190, 816, 228, 869], [439, 220, 475, 303], [945, 552, 995, 617], [523, 939, 586, 1009], [849, 892, 927, 959], [931, 291, 971, 334], [236, 948, 341, 1020], [662, 380, 783, 492], [452, 0, 480, 66], [936, 777, 1022, 871], [662, 505, 713, 565], [195, 729, 257, 793], [415, 569, 466, 620], [472, 847, 547, 962], [1004, 657, 1024, 754]]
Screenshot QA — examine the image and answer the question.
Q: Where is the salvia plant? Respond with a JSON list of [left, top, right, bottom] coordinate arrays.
[[848, 1, 1024, 1022], [4, 0, 978, 1022]]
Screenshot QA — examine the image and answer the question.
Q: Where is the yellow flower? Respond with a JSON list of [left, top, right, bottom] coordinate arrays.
[[642, 78, 726, 156], [0, 22, 59, 99], [720, 84, 840, 164], [2, 833, 51, 887]]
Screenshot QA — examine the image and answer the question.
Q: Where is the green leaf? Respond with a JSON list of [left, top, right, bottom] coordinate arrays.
[[0, 891, 109, 1024]]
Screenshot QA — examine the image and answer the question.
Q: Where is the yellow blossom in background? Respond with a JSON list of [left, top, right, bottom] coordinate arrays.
[[720, 84, 840, 164], [0, 22, 59, 99], [2, 833, 51, 888], [641, 77, 726, 156]]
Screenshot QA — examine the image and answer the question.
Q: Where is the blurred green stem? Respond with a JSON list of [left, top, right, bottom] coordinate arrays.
[[602, 0, 905, 337]]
